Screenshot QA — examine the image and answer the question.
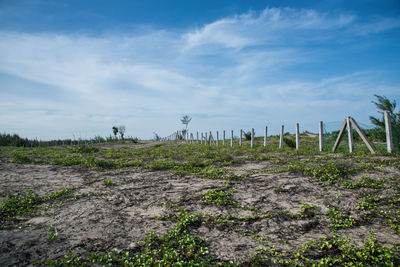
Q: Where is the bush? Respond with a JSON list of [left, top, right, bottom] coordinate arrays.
[[283, 137, 296, 148]]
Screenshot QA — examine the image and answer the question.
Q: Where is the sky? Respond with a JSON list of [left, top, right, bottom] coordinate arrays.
[[0, 0, 399, 140]]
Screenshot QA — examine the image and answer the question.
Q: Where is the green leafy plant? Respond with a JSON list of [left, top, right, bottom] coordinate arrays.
[[47, 226, 58, 242], [326, 208, 356, 231], [201, 186, 236, 206], [102, 179, 117, 186]]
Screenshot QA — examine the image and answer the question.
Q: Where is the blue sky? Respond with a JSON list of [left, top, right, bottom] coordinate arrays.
[[1, 0, 399, 140]]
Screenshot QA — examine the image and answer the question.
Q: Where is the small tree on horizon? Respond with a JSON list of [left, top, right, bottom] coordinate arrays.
[[180, 115, 192, 139], [112, 126, 119, 139], [118, 125, 126, 140]]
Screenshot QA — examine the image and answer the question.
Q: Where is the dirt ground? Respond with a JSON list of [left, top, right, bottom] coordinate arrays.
[[0, 143, 400, 265]]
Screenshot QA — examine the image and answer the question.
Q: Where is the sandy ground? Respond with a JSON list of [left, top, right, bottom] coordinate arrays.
[[0, 145, 400, 265]]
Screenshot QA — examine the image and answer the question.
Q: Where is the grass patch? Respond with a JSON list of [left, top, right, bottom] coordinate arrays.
[[102, 179, 117, 186]]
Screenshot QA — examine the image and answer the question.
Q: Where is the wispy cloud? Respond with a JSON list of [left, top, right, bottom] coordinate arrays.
[[183, 8, 356, 50]]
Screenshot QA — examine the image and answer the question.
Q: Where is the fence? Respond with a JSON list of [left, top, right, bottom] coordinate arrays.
[[160, 112, 398, 154]]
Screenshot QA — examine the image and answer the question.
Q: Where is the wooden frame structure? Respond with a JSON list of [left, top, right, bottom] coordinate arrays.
[[332, 117, 375, 153]]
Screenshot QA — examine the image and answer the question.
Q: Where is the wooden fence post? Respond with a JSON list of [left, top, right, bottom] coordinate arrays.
[[216, 131, 219, 146], [196, 132, 199, 143], [319, 121, 323, 152], [205, 132, 208, 145], [295, 123, 300, 151], [346, 117, 353, 153], [223, 130, 225, 146], [251, 128, 254, 148], [279, 125, 284, 148], [349, 117, 376, 153], [332, 119, 347, 152], [239, 129, 243, 146], [385, 111, 393, 153], [201, 132, 203, 144], [264, 126, 268, 148], [230, 130, 233, 147]]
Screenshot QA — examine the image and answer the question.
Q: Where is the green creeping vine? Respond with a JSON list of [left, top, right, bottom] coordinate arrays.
[[326, 208, 356, 231], [201, 184, 237, 206], [288, 160, 355, 185], [42, 210, 231, 266], [248, 233, 400, 266]]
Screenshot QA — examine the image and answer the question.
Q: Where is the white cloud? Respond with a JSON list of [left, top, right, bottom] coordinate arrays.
[[352, 17, 400, 35], [183, 8, 356, 50]]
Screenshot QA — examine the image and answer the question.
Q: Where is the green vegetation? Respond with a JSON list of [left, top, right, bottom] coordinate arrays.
[[201, 185, 236, 206], [47, 226, 58, 242], [102, 178, 117, 186], [326, 208, 356, 231], [2, 133, 400, 266]]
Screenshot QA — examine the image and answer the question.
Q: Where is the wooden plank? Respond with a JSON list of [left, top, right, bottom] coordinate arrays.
[[264, 126, 268, 147], [319, 121, 323, 152], [230, 130, 233, 147], [384, 111, 393, 153], [347, 117, 354, 153], [332, 119, 347, 152], [295, 123, 300, 151], [349, 117, 376, 154], [251, 128, 254, 148]]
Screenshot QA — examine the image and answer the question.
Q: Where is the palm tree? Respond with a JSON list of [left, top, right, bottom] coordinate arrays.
[[180, 115, 192, 139]]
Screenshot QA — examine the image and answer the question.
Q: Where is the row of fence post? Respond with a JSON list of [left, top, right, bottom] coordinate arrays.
[[162, 112, 395, 153]]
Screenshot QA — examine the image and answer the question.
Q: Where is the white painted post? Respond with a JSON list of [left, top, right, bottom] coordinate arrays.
[[279, 125, 284, 148], [346, 117, 353, 153], [384, 111, 393, 153], [319, 121, 323, 152], [230, 130, 233, 147], [223, 130, 226, 146], [264, 126, 268, 148], [251, 128, 254, 148], [216, 131, 219, 146], [239, 129, 243, 146], [295, 123, 300, 151]]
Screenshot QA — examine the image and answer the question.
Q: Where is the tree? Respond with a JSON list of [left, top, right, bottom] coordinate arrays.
[[369, 94, 400, 151], [118, 125, 126, 140], [112, 126, 119, 139], [180, 115, 192, 139], [369, 94, 399, 128]]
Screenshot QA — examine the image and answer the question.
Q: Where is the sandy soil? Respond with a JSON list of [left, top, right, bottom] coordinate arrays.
[[0, 145, 399, 265]]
